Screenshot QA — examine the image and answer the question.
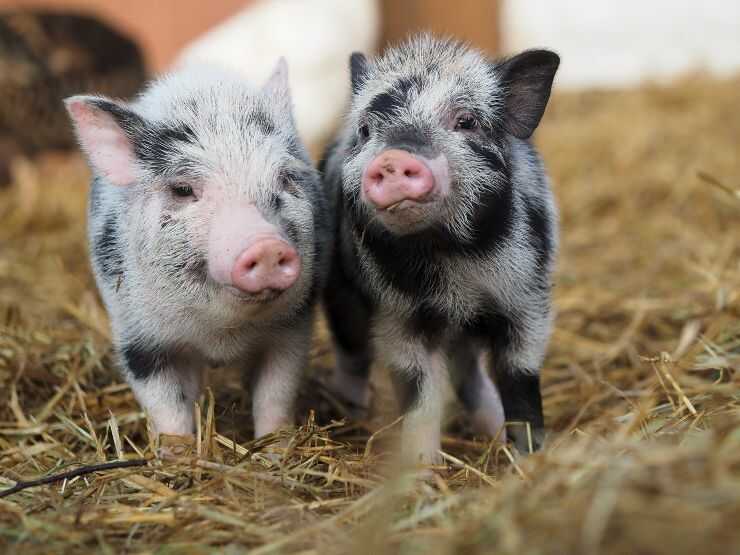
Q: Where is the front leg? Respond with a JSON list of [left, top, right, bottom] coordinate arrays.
[[249, 322, 311, 438], [119, 340, 203, 439], [379, 325, 447, 466], [484, 309, 549, 453]]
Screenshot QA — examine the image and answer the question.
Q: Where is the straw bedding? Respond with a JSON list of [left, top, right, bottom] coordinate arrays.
[[1, 74, 739, 554]]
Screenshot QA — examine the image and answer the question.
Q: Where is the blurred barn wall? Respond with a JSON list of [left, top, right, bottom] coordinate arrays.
[[380, 0, 500, 55], [0, 0, 253, 71], [502, 0, 740, 88]]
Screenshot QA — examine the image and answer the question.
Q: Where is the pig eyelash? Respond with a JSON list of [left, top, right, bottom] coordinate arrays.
[[453, 112, 479, 132], [169, 183, 196, 199]]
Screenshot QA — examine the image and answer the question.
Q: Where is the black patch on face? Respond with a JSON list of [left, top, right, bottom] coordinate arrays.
[[136, 123, 197, 174], [121, 341, 171, 380], [525, 202, 553, 271], [390, 367, 424, 414], [406, 302, 447, 346], [365, 75, 424, 120], [366, 90, 404, 120], [385, 126, 431, 155], [94, 215, 124, 279]]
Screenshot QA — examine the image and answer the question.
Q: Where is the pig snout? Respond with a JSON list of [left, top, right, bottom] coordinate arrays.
[[362, 149, 436, 210], [231, 238, 300, 294]]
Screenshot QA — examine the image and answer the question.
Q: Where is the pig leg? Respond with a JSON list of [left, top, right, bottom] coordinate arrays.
[[486, 313, 547, 453], [324, 257, 374, 413], [249, 323, 310, 439], [120, 344, 203, 440], [391, 354, 447, 466], [447, 338, 506, 442], [378, 324, 446, 465]]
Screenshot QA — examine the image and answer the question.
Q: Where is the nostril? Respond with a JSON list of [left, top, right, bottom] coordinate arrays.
[[246, 260, 258, 271]]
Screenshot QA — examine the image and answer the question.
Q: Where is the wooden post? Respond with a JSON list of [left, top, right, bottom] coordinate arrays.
[[380, 0, 500, 56]]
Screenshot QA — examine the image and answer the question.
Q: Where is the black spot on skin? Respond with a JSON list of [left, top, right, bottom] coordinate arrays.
[[526, 202, 553, 270], [364, 76, 424, 119], [464, 301, 517, 345], [385, 126, 431, 155], [466, 302, 545, 442], [121, 342, 171, 380], [366, 90, 403, 119], [160, 214, 173, 229], [95, 215, 124, 279], [406, 302, 447, 346], [464, 139, 515, 253], [492, 370, 544, 429], [390, 367, 424, 414], [136, 123, 197, 174]]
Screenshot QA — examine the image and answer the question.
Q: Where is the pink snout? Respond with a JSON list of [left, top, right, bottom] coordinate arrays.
[[362, 149, 436, 210], [231, 238, 300, 294]]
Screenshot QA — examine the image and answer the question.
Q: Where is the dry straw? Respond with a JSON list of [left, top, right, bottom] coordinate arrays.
[[1, 74, 739, 554]]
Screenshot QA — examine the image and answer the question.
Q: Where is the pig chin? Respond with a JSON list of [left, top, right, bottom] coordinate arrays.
[[223, 285, 284, 304], [372, 199, 444, 235]]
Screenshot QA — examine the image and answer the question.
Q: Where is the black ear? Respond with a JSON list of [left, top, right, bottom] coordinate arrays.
[[495, 49, 559, 139], [350, 52, 368, 95]]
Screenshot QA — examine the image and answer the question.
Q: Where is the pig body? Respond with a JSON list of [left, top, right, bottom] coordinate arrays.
[[322, 35, 559, 462], [67, 61, 330, 442]]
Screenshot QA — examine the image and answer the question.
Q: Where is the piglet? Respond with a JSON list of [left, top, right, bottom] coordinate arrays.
[[322, 35, 559, 463], [65, 60, 330, 451]]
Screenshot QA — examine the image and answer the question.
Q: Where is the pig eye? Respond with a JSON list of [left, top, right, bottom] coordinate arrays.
[[171, 184, 195, 199], [358, 123, 370, 140], [454, 113, 479, 131]]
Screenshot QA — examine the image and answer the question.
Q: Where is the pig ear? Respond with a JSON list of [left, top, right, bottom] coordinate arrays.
[[495, 49, 560, 139], [64, 95, 145, 186], [262, 57, 292, 111], [349, 52, 368, 95]]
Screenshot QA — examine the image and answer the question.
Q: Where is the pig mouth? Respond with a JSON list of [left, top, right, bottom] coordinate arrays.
[[223, 286, 283, 304], [374, 197, 441, 232]]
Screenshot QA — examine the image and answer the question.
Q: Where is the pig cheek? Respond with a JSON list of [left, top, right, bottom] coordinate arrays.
[[424, 154, 451, 199]]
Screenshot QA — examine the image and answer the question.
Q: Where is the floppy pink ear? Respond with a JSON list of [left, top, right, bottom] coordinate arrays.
[[64, 95, 141, 186]]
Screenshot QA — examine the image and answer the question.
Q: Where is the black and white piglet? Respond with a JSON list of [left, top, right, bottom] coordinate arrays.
[[322, 35, 559, 462], [65, 60, 330, 446]]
